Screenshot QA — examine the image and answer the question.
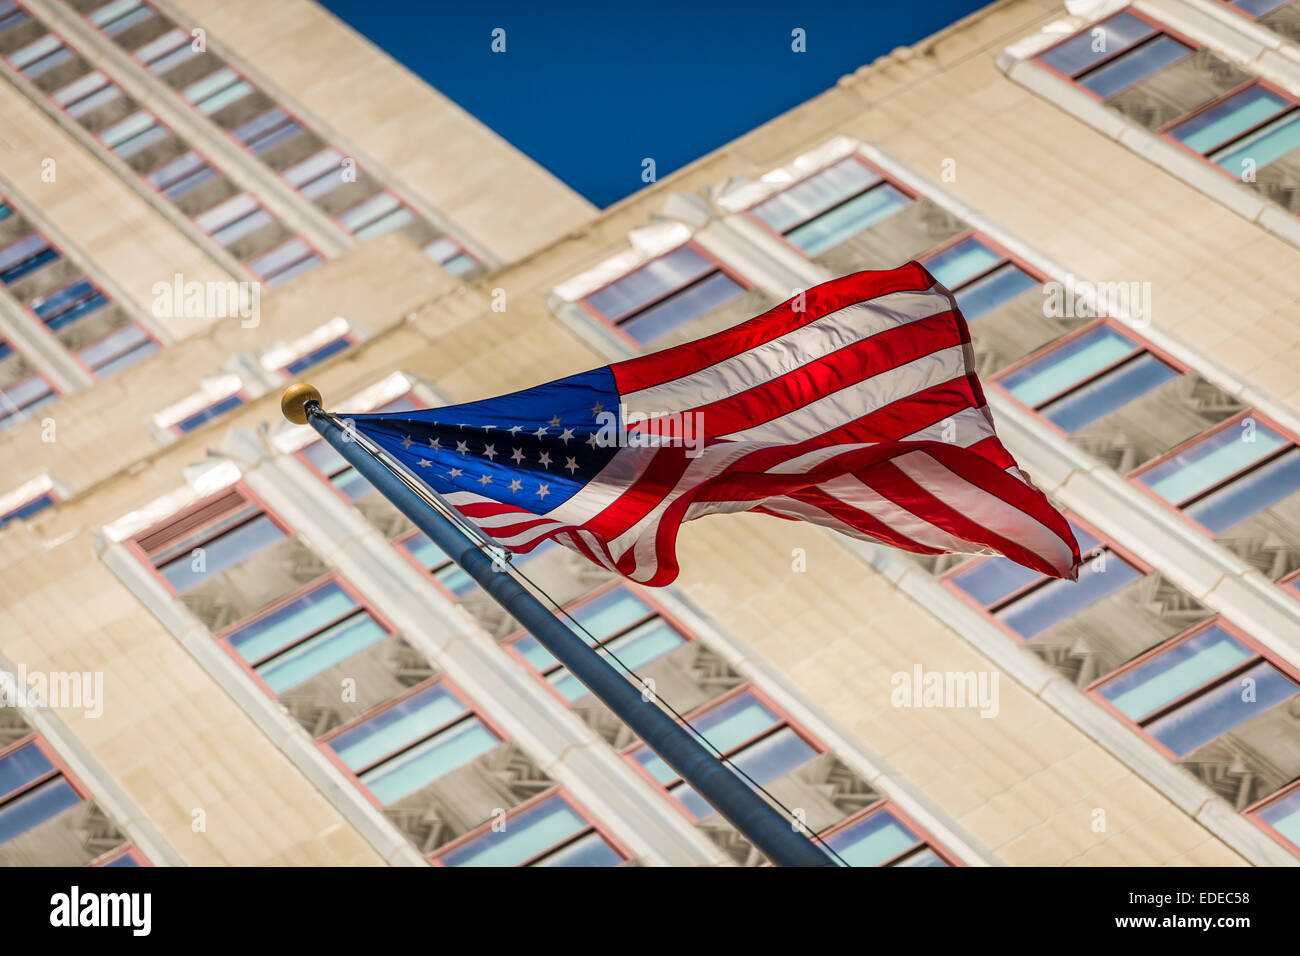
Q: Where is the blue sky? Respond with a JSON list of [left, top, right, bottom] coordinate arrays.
[[319, 0, 990, 208]]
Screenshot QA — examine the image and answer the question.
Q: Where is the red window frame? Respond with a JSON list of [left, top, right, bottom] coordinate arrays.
[[1155, 77, 1300, 191], [988, 316, 1186, 439], [938, 510, 1152, 645], [740, 152, 920, 259], [1084, 614, 1300, 762], [125, 481, 291, 598], [802, 799, 964, 867], [918, 227, 1047, 295], [89, 844, 152, 867], [0, 369, 59, 429], [1125, 407, 1300, 538], [501, 579, 696, 707], [428, 786, 630, 867], [0, 732, 92, 839], [166, 387, 249, 437], [0, 486, 60, 526], [619, 682, 826, 823], [1244, 776, 1300, 859], [1213, 0, 1293, 22], [316, 673, 509, 811], [1032, 6, 1201, 101], [576, 241, 752, 350], [210, 570, 397, 701]]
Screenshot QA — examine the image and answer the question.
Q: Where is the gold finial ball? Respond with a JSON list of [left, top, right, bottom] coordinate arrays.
[[281, 383, 322, 425]]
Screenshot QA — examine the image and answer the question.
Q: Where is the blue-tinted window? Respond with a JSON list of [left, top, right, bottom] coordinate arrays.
[[329, 683, 499, 805], [1001, 326, 1177, 433], [1138, 422, 1300, 532], [1039, 12, 1156, 77], [225, 580, 387, 694], [827, 808, 948, 867], [584, 245, 745, 343], [0, 493, 55, 530], [513, 587, 686, 703], [749, 158, 911, 256], [1255, 786, 1300, 849], [156, 512, 284, 593], [923, 238, 1037, 320], [1078, 35, 1191, 98], [630, 689, 818, 820], [284, 336, 350, 375], [30, 278, 109, 332], [0, 234, 60, 285], [175, 393, 244, 432], [439, 793, 620, 867]]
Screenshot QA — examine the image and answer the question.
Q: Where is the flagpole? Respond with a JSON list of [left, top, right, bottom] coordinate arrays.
[[282, 384, 834, 867]]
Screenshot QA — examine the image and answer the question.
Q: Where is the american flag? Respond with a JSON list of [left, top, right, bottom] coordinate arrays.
[[349, 262, 1080, 586]]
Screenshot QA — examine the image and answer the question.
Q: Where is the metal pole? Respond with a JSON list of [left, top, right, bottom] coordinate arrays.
[[282, 385, 833, 867]]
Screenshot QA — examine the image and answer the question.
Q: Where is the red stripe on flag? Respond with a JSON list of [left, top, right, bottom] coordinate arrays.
[[610, 262, 936, 393]]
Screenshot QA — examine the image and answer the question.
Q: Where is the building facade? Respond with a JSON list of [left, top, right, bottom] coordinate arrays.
[[0, 0, 1298, 866]]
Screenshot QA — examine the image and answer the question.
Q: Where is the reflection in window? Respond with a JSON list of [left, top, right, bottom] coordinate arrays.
[[922, 237, 1037, 320], [748, 157, 911, 256], [582, 245, 745, 344], [437, 793, 621, 867], [1000, 325, 1177, 433], [1096, 624, 1298, 756], [512, 587, 687, 702]]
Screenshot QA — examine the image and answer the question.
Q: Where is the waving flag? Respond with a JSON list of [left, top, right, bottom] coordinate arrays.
[[348, 262, 1080, 586]]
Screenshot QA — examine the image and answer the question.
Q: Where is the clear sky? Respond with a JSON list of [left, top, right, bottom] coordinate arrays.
[[319, 0, 991, 208]]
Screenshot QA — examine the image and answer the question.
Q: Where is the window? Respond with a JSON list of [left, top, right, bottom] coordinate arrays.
[[1038, 11, 1192, 98], [325, 680, 500, 805], [1134, 417, 1300, 534], [0, 370, 56, 430], [997, 323, 1178, 433], [1094, 621, 1299, 757], [144, 150, 217, 200], [747, 156, 912, 256], [1169, 84, 1300, 175], [824, 805, 952, 867], [0, 740, 84, 847], [0, 1, 30, 35], [232, 108, 303, 155], [627, 688, 820, 821], [0, 233, 59, 285], [1249, 781, 1300, 855], [52, 71, 122, 119], [80, 324, 158, 377], [509, 586, 688, 703], [174, 392, 244, 433], [135, 490, 285, 594], [283, 148, 348, 199], [1221, 0, 1292, 19], [89, 0, 155, 36], [0, 492, 55, 530], [133, 27, 199, 75], [99, 111, 169, 159], [423, 237, 478, 277], [221, 578, 388, 694], [397, 533, 555, 599], [582, 244, 746, 344], [181, 68, 253, 116], [8, 33, 74, 79], [337, 192, 415, 240], [247, 239, 322, 288], [921, 236, 1038, 320], [192, 193, 271, 247], [29, 278, 109, 333], [282, 334, 350, 374], [434, 791, 624, 867], [946, 521, 1142, 640]]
